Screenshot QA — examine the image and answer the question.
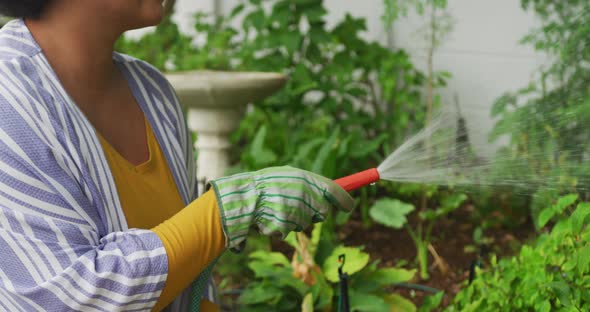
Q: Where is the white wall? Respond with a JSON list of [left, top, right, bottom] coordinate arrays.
[[172, 0, 544, 154], [390, 0, 545, 154]]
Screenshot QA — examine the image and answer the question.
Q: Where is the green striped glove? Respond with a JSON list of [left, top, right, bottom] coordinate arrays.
[[210, 166, 354, 251]]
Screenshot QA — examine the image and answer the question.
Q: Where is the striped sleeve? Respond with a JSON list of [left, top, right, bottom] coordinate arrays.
[[0, 58, 169, 311]]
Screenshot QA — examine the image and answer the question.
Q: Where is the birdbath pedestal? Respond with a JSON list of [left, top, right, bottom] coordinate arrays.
[[166, 71, 287, 188]]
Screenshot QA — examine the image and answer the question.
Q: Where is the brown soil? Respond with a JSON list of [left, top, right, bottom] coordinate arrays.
[[339, 203, 535, 308]]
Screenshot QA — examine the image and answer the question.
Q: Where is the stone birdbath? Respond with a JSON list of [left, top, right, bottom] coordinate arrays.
[[165, 71, 287, 188]]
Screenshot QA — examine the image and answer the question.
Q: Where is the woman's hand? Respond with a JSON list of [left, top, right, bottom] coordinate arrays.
[[210, 166, 354, 251]]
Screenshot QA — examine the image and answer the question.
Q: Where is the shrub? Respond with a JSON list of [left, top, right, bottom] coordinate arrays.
[[447, 196, 590, 311]]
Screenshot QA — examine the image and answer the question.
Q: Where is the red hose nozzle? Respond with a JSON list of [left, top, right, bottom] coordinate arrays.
[[334, 168, 380, 192]]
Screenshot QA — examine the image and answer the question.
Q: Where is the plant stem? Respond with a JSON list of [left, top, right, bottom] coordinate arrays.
[[426, 5, 435, 127], [418, 241, 429, 280], [406, 224, 429, 280], [361, 188, 372, 227]]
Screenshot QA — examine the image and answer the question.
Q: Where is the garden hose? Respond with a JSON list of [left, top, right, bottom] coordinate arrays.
[[334, 168, 380, 192], [337, 254, 350, 312], [394, 282, 440, 294]]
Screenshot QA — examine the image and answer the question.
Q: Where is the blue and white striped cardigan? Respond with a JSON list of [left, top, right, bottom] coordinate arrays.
[[0, 19, 216, 311]]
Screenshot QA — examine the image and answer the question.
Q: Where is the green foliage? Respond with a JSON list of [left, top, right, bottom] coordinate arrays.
[[370, 191, 467, 280], [323, 246, 370, 282], [115, 10, 241, 71], [382, 0, 448, 26], [489, 0, 590, 223], [420, 292, 444, 312], [238, 250, 305, 310], [536, 194, 578, 228], [370, 199, 415, 229], [237, 223, 421, 311], [420, 193, 467, 221], [447, 196, 590, 311], [226, 0, 430, 182]]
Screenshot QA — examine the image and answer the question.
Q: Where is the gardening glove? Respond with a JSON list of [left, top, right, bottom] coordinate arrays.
[[210, 166, 354, 252]]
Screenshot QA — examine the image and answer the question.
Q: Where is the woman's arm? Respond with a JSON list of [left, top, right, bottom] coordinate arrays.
[[0, 83, 181, 311], [0, 146, 224, 311], [0, 205, 170, 311], [152, 190, 225, 311]]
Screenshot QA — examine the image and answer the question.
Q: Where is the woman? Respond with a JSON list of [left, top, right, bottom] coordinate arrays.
[[0, 1, 353, 311]]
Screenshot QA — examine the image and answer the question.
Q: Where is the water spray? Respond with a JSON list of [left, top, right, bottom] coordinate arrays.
[[334, 100, 590, 195]]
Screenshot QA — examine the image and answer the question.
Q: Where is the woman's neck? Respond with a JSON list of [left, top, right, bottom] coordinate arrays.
[[25, 7, 124, 103]]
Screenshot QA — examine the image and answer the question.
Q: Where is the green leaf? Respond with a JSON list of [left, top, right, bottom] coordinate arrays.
[[294, 138, 324, 164], [229, 3, 245, 18], [311, 222, 323, 247], [349, 134, 388, 158], [239, 284, 283, 305], [370, 199, 415, 229], [419, 292, 444, 312], [311, 128, 340, 176], [248, 261, 288, 278], [531, 188, 559, 229], [472, 226, 483, 243], [249, 125, 277, 166], [303, 5, 327, 23], [577, 245, 590, 273], [546, 281, 572, 307], [536, 300, 551, 312], [441, 193, 468, 210], [249, 251, 290, 267], [323, 246, 370, 283], [554, 194, 578, 213], [571, 203, 590, 234], [243, 9, 266, 30], [537, 208, 556, 228], [284, 232, 299, 249], [311, 272, 333, 310], [420, 193, 467, 221], [301, 293, 313, 312], [350, 292, 390, 311], [335, 210, 351, 225], [385, 294, 417, 312], [372, 267, 416, 285]]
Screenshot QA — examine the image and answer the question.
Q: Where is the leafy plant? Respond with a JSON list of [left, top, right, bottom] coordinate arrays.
[[236, 223, 421, 311], [536, 194, 578, 228], [370, 191, 467, 280], [225, 0, 430, 181], [447, 195, 590, 311]]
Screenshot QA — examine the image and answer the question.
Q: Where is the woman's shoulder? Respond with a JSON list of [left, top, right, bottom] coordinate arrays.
[[0, 20, 46, 97], [0, 35, 45, 112], [0, 19, 43, 60]]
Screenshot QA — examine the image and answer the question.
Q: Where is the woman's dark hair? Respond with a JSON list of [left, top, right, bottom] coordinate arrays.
[[0, 0, 52, 19]]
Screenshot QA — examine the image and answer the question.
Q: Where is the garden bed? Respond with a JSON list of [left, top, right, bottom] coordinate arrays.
[[266, 204, 536, 309], [339, 205, 535, 308]]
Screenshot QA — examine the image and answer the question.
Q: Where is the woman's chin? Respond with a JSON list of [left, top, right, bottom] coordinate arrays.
[[129, 8, 164, 29]]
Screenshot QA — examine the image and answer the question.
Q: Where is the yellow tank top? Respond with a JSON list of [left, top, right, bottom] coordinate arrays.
[[98, 119, 221, 312], [98, 119, 184, 229]]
